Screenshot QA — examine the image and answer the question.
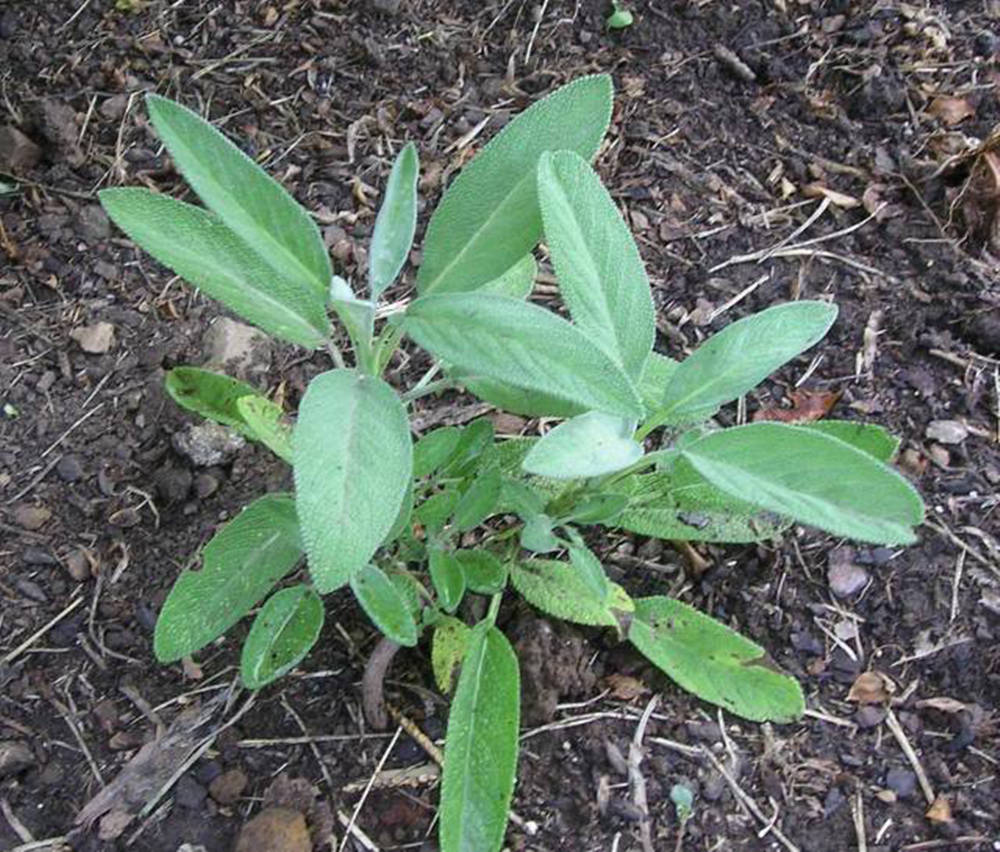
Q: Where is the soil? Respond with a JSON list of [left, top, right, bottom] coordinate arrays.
[[1, 1, 999, 851]]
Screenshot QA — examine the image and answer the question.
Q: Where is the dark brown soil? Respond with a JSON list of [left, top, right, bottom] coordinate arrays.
[[2, 1, 999, 851]]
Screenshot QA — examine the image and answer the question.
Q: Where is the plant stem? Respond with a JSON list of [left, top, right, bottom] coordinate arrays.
[[485, 593, 502, 625], [326, 339, 347, 370], [408, 362, 442, 395], [400, 377, 458, 404]]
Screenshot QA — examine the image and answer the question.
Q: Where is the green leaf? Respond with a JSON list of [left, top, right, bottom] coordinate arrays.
[[478, 254, 537, 299], [432, 616, 472, 693], [430, 548, 466, 613], [414, 490, 460, 534], [520, 513, 560, 553], [614, 464, 791, 543], [154, 494, 302, 662], [681, 423, 924, 545], [511, 558, 625, 627], [562, 492, 629, 524], [419, 75, 613, 296], [566, 537, 613, 601], [452, 469, 502, 531], [522, 412, 643, 479], [499, 478, 546, 518], [537, 151, 655, 380], [370, 142, 419, 299], [241, 591, 319, 687], [656, 301, 838, 426], [606, 6, 634, 28], [241, 584, 324, 689], [383, 477, 414, 545], [413, 427, 463, 478], [329, 276, 376, 371], [440, 624, 520, 852], [637, 353, 679, 414], [406, 293, 643, 419], [145, 94, 331, 301], [803, 420, 900, 462], [99, 189, 329, 347], [460, 376, 585, 419], [443, 419, 495, 478], [236, 395, 293, 463], [294, 370, 412, 593], [350, 563, 418, 647], [456, 549, 507, 594], [628, 596, 804, 722], [164, 367, 259, 435]]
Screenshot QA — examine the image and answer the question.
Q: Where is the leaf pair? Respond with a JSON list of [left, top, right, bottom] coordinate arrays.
[[100, 97, 332, 347]]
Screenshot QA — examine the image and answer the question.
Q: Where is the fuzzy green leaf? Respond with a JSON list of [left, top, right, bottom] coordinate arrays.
[[538, 151, 655, 380], [456, 549, 507, 595], [236, 395, 293, 463], [154, 494, 302, 663], [432, 616, 472, 693], [637, 353, 680, 413], [406, 293, 643, 419], [478, 253, 537, 299], [164, 367, 259, 435], [413, 427, 463, 479], [511, 558, 626, 627], [656, 302, 838, 425], [628, 596, 804, 722], [100, 189, 329, 347], [430, 549, 466, 613], [519, 514, 561, 553], [350, 563, 418, 647], [681, 423, 923, 544], [440, 623, 520, 852], [803, 420, 900, 462], [294, 370, 412, 593], [370, 142, 419, 299], [145, 94, 331, 301], [452, 468, 502, 531], [240, 584, 324, 690], [419, 75, 612, 296], [522, 411, 643, 479]]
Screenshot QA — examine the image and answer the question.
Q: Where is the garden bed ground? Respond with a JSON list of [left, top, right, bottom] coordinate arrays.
[[1, 1, 999, 850]]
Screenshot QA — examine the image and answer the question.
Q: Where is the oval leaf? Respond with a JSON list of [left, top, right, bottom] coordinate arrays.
[[350, 563, 418, 647], [522, 411, 643, 479], [406, 293, 643, 419], [236, 395, 293, 462], [154, 494, 302, 662], [479, 254, 537, 299], [538, 151, 655, 380], [681, 422, 924, 544], [164, 367, 258, 434], [413, 427, 463, 479], [429, 549, 466, 613], [432, 616, 472, 693], [452, 468, 502, 531], [657, 301, 838, 425], [511, 558, 623, 627], [419, 75, 612, 295], [100, 189, 329, 347], [145, 94, 331, 301], [370, 142, 419, 299], [803, 420, 900, 462], [440, 624, 520, 852], [628, 596, 804, 723], [241, 585, 324, 690], [294, 370, 412, 593], [455, 549, 507, 595]]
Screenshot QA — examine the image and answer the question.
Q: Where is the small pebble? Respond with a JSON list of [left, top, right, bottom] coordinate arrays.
[[16, 578, 47, 602], [885, 767, 917, 798], [64, 550, 91, 582], [174, 774, 207, 809], [209, 768, 248, 805], [23, 547, 58, 566], [193, 472, 220, 499], [0, 741, 35, 778], [13, 504, 51, 530], [827, 547, 869, 598], [925, 419, 967, 445], [855, 705, 886, 728], [57, 454, 84, 482]]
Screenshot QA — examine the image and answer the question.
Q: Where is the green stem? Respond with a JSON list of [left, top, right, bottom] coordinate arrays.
[[326, 339, 347, 370], [485, 593, 502, 625], [401, 378, 459, 404]]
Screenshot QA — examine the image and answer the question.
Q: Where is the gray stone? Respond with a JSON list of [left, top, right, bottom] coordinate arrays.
[[78, 204, 112, 242], [173, 422, 245, 467], [885, 767, 917, 798], [0, 741, 34, 778], [203, 317, 272, 380], [57, 454, 84, 482], [0, 125, 41, 173]]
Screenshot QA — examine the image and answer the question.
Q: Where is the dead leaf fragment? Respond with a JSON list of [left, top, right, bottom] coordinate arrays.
[[605, 673, 650, 701], [70, 321, 115, 354], [925, 419, 968, 445], [234, 807, 311, 852], [925, 794, 953, 823], [915, 696, 968, 714], [753, 389, 841, 423], [802, 182, 860, 209], [927, 96, 976, 126], [847, 671, 894, 704]]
